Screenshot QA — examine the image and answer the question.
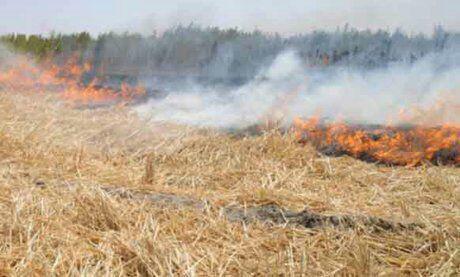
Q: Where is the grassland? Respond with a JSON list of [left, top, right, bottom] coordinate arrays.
[[0, 90, 458, 276]]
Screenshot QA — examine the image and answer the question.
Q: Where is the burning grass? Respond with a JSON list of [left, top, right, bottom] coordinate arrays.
[[0, 55, 146, 105], [294, 118, 459, 167], [0, 91, 459, 275]]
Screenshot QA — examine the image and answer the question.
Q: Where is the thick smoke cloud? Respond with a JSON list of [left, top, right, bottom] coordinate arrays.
[[136, 49, 460, 128]]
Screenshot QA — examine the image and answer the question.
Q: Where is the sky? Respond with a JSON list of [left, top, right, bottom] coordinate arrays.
[[0, 0, 459, 35]]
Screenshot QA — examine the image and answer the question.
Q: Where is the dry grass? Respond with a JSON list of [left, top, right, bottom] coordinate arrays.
[[0, 90, 459, 276]]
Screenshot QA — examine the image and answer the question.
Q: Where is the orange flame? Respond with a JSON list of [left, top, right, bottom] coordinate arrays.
[[0, 55, 146, 105], [293, 117, 459, 166]]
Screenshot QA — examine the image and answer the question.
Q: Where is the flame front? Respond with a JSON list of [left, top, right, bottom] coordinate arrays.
[[0, 56, 146, 105], [293, 117, 459, 166]]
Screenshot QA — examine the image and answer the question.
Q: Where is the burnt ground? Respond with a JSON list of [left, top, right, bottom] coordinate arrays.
[[316, 143, 459, 166], [101, 187, 422, 233]]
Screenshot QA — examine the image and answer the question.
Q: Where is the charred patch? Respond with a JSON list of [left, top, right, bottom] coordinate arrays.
[[103, 187, 421, 232], [224, 204, 421, 232]]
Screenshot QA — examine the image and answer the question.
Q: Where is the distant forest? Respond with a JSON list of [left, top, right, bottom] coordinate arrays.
[[1, 24, 459, 82]]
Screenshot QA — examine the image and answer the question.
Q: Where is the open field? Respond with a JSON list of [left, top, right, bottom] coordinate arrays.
[[0, 90, 459, 275]]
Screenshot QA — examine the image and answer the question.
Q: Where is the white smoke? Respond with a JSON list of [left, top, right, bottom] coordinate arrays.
[[136, 51, 305, 127], [0, 44, 16, 66], [136, 49, 460, 128]]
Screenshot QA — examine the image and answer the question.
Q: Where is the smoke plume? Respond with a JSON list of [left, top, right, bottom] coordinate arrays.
[[135, 49, 460, 128]]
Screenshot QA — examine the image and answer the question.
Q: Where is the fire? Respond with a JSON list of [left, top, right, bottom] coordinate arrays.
[[1, 53, 458, 167], [294, 117, 459, 166], [0, 55, 146, 105]]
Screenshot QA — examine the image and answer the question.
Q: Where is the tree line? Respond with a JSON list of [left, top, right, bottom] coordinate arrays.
[[0, 32, 91, 59], [1, 24, 458, 80]]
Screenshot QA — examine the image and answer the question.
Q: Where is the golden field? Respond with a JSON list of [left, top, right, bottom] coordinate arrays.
[[0, 90, 458, 276]]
